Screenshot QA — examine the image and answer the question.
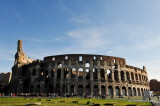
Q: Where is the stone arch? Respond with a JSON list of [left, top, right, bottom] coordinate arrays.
[[71, 85, 75, 94], [131, 73, 134, 80], [35, 85, 40, 93], [93, 85, 99, 96], [32, 69, 36, 76], [101, 85, 106, 95], [62, 84, 66, 94], [86, 69, 90, 80], [21, 65, 28, 76], [100, 69, 105, 81], [126, 72, 130, 81], [115, 86, 120, 96], [51, 68, 55, 77], [107, 69, 112, 81], [114, 70, 118, 81], [141, 88, 144, 96], [85, 63, 90, 67], [121, 71, 125, 81], [71, 68, 76, 78], [135, 74, 138, 81], [139, 74, 141, 81], [45, 70, 48, 77], [93, 68, 98, 80], [45, 79, 49, 92], [133, 87, 136, 96], [23, 79, 30, 93], [137, 88, 141, 96], [55, 83, 60, 93], [64, 68, 68, 79], [78, 68, 83, 80], [86, 84, 91, 95], [78, 85, 83, 96], [128, 87, 132, 96], [49, 85, 54, 93], [30, 85, 34, 93], [122, 86, 126, 96], [108, 86, 113, 96], [57, 69, 61, 79]]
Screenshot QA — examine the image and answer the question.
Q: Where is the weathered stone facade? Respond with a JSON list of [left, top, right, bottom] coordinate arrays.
[[149, 79, 160, 93], [9, 40, 150, 96]]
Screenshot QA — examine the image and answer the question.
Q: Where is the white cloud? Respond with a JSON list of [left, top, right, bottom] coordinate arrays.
[[67, 27, 110, 48], [25, 37, 64, 43]]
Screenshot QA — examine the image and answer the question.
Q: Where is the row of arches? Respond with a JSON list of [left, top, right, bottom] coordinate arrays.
[[29, 84, 149, 97], [30, 68, 148, 83]]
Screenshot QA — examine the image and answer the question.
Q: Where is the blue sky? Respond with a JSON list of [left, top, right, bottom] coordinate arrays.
[[0, 0, 160, 80]]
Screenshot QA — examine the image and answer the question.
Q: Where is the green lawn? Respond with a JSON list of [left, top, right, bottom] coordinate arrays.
[[0, 97, 152, 106]]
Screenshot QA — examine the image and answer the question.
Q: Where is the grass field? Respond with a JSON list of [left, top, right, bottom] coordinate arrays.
[[0, 97, 152, 106]]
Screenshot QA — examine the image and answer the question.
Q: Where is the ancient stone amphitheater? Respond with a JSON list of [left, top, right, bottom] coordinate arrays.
[[9, 40, 150, 97]]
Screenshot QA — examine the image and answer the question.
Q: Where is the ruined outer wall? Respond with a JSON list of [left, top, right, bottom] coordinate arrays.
[[0, 72, 11, 86]]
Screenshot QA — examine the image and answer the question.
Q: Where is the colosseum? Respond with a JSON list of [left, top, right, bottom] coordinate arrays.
[[9, 40, 150, 97]]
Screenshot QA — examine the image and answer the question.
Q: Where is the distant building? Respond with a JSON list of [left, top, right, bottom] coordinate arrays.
[[149, 79, 160, 92], [0, 72, 12, 94], [0, 72, 11, 86]]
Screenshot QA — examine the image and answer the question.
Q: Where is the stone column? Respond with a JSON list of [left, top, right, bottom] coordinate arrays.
[[67, 84, 70, 95], [98, 69, 101, 82], [83, 68, 86, 81], [120, 86, 122, 96], [76, 61, 78, 82], [105, 69, 108, 82], [98, 84, 101, 96], [54, 62, 57, 81], [91, 84, 93, 97], [129, 72, 132, 81], [111, 70, 115, 82], [75, 84, 78, 95], [124, 71, 127, 81], [118, 71, 121, 82], [105, 85, 108, 96], [133, 73, 136, 81], [126, 87, 129, 96], [83, 84, 86, 96], [113, 86, 115, 96], [61, 68, 64, 82]]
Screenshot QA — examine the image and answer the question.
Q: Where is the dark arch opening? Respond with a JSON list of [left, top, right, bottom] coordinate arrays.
[[128, 87, 132, 96], [57, 69, 61, 79], [101, 85, 106, 95], [107, 69, 112, 81], [32, 69, 36, 76], [35, 85, 40, 93], [93, 85, 99, 96], [115, 86, 120, 96], [122, 86, 126, 96], [86, 85, 91, 95], [93, 68, 98, 80], [55, 84, 60, 93], [78, 85, 83, 96], [30, 85, 34, 93], [23, 79, 30, 93], [133, 88, 136, 96], [71, 85, 75, 95], [114, 70, 118, 81], [121, 71, 125, 81], [108, 86, 113, 96], [100, 69, 105, 82]]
